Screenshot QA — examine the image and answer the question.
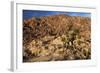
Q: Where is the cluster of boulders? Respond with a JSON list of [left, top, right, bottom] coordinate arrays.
[[23, 14, 91, 62]]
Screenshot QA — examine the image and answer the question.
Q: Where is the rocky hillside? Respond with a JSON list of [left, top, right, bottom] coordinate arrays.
[[23, 14, 91, 62]]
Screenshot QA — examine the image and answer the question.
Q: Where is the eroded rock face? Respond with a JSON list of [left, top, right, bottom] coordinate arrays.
[[23, 14, 91, 62]]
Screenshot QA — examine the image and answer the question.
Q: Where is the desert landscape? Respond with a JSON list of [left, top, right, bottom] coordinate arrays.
[[23, 12, 91, 62]]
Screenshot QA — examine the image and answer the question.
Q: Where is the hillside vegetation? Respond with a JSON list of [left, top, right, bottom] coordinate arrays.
[[23, 14, 91, 62]]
